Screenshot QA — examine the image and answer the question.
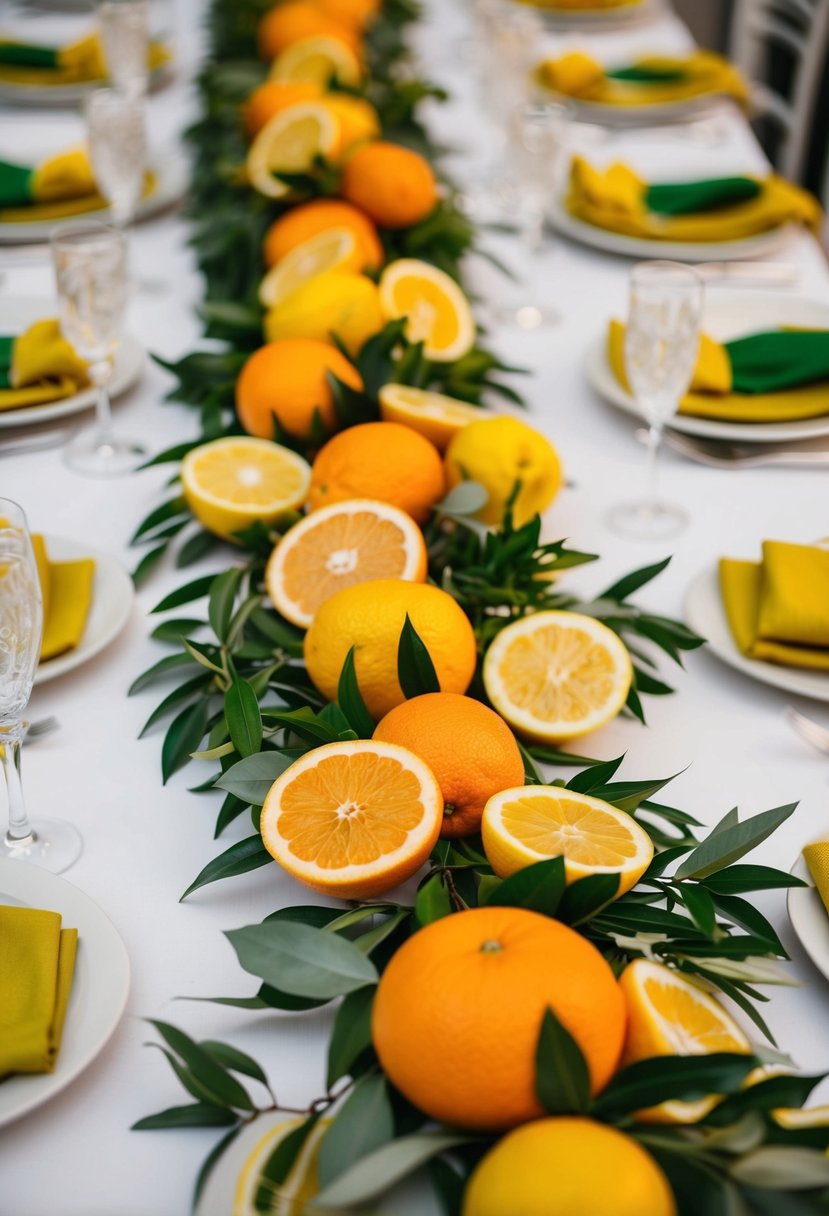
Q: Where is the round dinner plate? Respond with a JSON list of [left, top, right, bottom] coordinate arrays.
[[0, 154, 187, 244], [0, 62, 173, 108], [684, 563, 829, 704], [0, 295, 144, 429], [0, 858, 130, 1128], [584, 291, 829, 444], [34, 534, 135, 685], [523, 0, 664, 28], [536, 90, 725, 127], [788, 855, 829, 985]]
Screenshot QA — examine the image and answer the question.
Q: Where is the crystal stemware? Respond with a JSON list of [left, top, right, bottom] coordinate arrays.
[[98, 0, 151, 98], [607, 261, 705, 540], [85, 87, 147, 231], [51, 222, 145, 476], [0, 500, 82, 872]]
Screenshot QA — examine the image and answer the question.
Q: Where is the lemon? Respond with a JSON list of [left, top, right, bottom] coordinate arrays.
[[444, 416, 563, 528], [462, 1117, 676, 1216], [258, 227, 363, 309], [269, 34, 362, 87], [246, 102, 338, 199], [378, 383, 484, 452], [378, 258, 476, 362], [264, 270, 384, 355], [181, 437, 311, 540]]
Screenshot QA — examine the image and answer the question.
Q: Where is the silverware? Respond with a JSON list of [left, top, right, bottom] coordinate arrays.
[[692, 262, 800, 288], [653, 429, 829, 469], [23, 716, 60, 744], [786, 706, 829, 754], [0, 430, 72, 459]]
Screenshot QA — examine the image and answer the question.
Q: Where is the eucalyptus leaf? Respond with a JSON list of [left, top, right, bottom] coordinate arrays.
[[215, 750, 294, 804], [314, 1132, 476, 1208], [317, 1074, 395, 1188], [224, 679, 262, 757], [435, 481, 489, 517], [200, 1040, 271, 1090], [592, 1053, 759, 1118], [132, 1103, 238, 1130], [225, 921, 378, 999], [675, 805, 798, 881], [161, 700, 209, 784], [208, 567, 243, 641], [180, 835, 271, 900], [148, 1020, 254, 1110], [729, 1147, 829, 1189], [327, 986, 376, 1089], [152, 574, 218, 614], [193, 1126, 242, 1212]]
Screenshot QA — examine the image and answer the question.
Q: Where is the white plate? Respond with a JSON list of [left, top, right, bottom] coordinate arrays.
[[0, 62, 173, 107], [788, 855, 829, 984], [0, 858, 130, 1127], [549, 193, 793, 263], [537, 90, 724, 127], [35, 534, 135, 685], [0, 295, 144, 429], [684, 563, 829, 704], [584, 292, 829, 444], [525, 0, 664, 28], [0, 154, 187, 244]]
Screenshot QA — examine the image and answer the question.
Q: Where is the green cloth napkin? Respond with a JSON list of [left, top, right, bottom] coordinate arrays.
[[646, 176, 762, 216], [608, 64, 687, 83], [725, 330, 829, 393], [0, 904, 78, 1076], [0, 43, 60, 68], [0, 161, 36, 209], [0, 334, 14, 388]]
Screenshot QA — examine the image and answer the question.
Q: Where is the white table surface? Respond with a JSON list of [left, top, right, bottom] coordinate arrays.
[[1, 2, 829, 1213]]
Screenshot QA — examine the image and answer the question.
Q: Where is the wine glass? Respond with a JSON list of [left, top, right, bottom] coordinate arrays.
[[85, 87, 147, 231], [51, 222, 145, 477], [607, 261, 704, 541], [0, 500, 82, 873], [98, 0, 151, 98]]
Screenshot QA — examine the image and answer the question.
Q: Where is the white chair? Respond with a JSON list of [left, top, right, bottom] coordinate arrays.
[[729, 0, 829, 183]]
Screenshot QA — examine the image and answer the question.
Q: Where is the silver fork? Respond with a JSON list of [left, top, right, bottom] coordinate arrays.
[[652, 430, 829, 469], [786, 706, 829, 754]]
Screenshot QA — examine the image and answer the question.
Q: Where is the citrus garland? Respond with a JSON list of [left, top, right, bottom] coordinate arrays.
[[130, 0, 829, 1212]]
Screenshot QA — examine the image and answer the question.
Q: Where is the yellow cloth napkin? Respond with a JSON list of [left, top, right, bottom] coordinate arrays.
[[0, 905, 78, 1076], [538, 50, 748, 107], [607, 319, 829, 423], [804, 842, 829, 916], [32, 534, 95, 662], [0, 319, 89, 413], [567, 156, 821, 243], [719, 542, 829, 670], [0, 149, 157, 225]]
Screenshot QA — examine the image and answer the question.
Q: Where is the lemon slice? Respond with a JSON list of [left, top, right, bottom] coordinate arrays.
[[266, 498, 427, 628], [232, 1115, 331, 1215], [378, 258, 476, 363], [181, 437, 311, 540], [483, 611, 632, 743], [773, 1105, 829, 1129], [246, 102, 338, 199], [378, 383, 484, 451], [482, 785, 653, 895], [269, 35, 362, 87], [619, 958, 751, 1123], [260, 739, 443, 898], [259, 226, 362, 309]]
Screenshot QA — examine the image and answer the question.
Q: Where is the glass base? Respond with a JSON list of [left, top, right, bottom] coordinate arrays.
[[487, 302, 560, 330], [63, 428, 146, 477], [2, 819, 83, 873], [606, 498, 689, 541]]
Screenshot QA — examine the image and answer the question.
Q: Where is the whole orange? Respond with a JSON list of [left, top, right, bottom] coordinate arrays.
[[308, 421, 445, 523], [372, 906, 626, 1131], [374, 693, 525, 838], [257, 2, 359, 60], [263, 198, 384, 270], [312, 0, 381, 29], [244, 80, 322, 137], [340, 142, 438, 229], [236, 338, 362, 440]]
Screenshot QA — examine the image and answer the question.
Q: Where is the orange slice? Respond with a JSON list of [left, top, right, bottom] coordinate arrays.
[[181, 437, 311, 540], [260, 739, 443, 898], [265, 498, 428, 628], [269, 35, 362, 87], [246, 102, 339, 199], [378, 259, 476, 363], [259, 226, 363, 308], [482, 786, 653, 895], [483, 611, 633, 742], [378, 383, 485, 452]]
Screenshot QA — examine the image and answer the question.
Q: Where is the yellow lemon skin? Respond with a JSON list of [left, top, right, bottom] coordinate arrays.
[[264, 271, 384, 356], [462, 1117, 677, 1216], [303, 577, 478, 720], [444, 416, 563, 528]]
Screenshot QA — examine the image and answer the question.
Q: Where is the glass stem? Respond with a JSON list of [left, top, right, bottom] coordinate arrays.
[[2, 727, 33, 847], [90, 362, 114, 436], [647, 421, 662, 509]]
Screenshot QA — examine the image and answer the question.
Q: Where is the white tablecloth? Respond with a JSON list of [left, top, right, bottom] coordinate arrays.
[[1, 2, 829, 1212]]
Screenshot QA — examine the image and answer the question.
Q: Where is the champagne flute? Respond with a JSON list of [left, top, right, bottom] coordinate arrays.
[[0, 500, 82, 872], [607, 261, 704, 540], [51, 222, 145, 476], [98, 0, 151, 98], [86, 87, 147, 232]]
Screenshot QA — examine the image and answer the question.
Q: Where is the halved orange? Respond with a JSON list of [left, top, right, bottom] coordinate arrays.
[[266, 498, 428, 628], [378, 259, 476, 363], [259, 226, 364, 309], [181, 437, 311, 540], [260, 739, 443, 897], [246, 102, 339, 199], [269, 35, 363, 87], [378, 383, 485, 452]]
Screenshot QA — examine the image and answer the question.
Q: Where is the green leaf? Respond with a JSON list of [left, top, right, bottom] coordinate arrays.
[[435, 481, 489, 517], [599, 557, 671, 602], [337, 646, 375, 738], [225, 921, 378, 999], [485, 856, 566, 918], [705, 1073, 825, 1127], [710, 893, 786, 955], [397, 614, 440, 697], [253, 1115, 320, 1210], [148, 1021, 254, 1110], [200, 1040, 271, 1091], [676, 882, 718, 938], [215, 750, 294, 804], [151, 617, 207, 644], [224, 679, 263, 757], [535, 1006, 590, 1115], [180, 835, 271, 900], [702, 865, 808, 894], [152, 574, 218, 614], [208, 568, 242, 641], [131, 495, 188, 543], [314, 1132, 477, 1208], [138, 676, 210, 737], [193, 1126, 242, 1212], [129, 653, 199, 695], [415, 872, 454, 927], [729, 1147, 829, 1189], [132, 543, 168, 587], [327, 986, 376, 1089], [591, 1053, 758, 1118], [176, 528, 221, 569], [317, 1074, 395, 1188], [675, 804, 799, 881], [556, 873, 619, 926], [132, 1103, 238, 1130], [567, 755, 625, 792], [161, 700, 209, 784]]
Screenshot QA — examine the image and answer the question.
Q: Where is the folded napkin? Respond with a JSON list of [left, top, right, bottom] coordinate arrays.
[[607, 320, 829, 422], [537, 50, 748, 107], [567, 156, 821, 242], [804, 842, 829, 915], [0, 31, 169, 86], [0, 148, 156, 224], [0, 319, 89, 412], [720, 541, 829, 669], [0, 904, 78, 1077], [31, 533, 95, 662]]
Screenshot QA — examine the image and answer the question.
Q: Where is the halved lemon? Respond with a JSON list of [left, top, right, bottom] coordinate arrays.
[[482, 786, 653, 895], [261, 739, 444, 898], [619, 958, 751, 1124], [378, 383, 485, 452], [232, 1115, 330, 1215], [269, 35, 362, 87], [483, 611, 633, 743], [378, 259, 476, 363], [181, 437, 311, 540], [259, 226, 364, 309], [265, 498, 428, 628], [246, 102, 339, 199]]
